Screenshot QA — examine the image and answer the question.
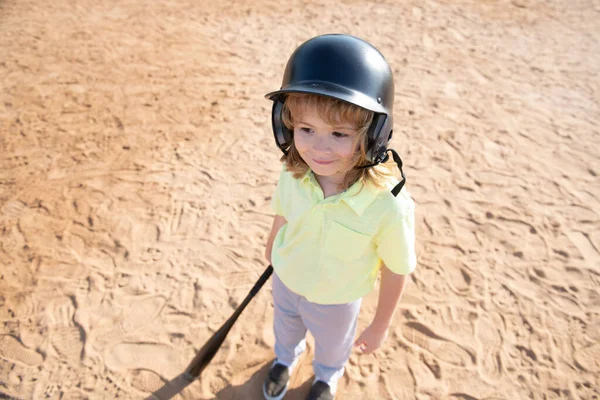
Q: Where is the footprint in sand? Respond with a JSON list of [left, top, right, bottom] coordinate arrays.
[[0, 200, 28, 220], [347, 353, 380, 384], [380, 366, 415, 399], [93, 295, 166, 349], [441, 257, 472, 294], [139, 247, 163, 263], [0, 335, 43, 366], [574, 343, 600, 373], [567, 231, 600, 269], [104, 342, 182, 379], [401, 321, 475, 367], [474, 312, 505, 382], [221, 270, 265, 290], [128, 368, 167, 393], [50, 326, 84, 361]]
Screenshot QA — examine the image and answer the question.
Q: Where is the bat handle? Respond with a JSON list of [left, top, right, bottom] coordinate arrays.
[[250, 265, 274, 297]]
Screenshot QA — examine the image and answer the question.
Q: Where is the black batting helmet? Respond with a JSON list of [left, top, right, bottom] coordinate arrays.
[[265, 34, 395, 164]]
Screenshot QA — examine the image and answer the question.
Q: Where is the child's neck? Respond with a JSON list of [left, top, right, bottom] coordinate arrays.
[[314, 174, 345, 198]]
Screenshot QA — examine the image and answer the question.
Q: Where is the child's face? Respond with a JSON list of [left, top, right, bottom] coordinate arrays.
[[292, 106, 359, 182]]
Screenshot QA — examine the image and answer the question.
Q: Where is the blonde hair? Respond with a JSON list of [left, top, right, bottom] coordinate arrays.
[[280, 93, 396, 190]]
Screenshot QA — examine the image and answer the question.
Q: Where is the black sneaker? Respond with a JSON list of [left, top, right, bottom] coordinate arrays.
[[307, 380, 334, 400], [263, 362, 291, 400]]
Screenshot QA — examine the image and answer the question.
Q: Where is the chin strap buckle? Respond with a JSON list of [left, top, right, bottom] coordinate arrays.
[[357, 149, 406, 197]]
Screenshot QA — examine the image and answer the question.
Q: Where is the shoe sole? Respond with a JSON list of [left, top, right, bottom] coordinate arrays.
[[262, 381, 289, 400], [262, 356, 303, 400]]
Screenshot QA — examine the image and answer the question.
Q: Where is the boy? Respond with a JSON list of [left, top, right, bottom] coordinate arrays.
[[263, 34, 416, 400]]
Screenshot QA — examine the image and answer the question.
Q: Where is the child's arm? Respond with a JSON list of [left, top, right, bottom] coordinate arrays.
[[354, 264, 408, 354], [265, 214, 287, 264]]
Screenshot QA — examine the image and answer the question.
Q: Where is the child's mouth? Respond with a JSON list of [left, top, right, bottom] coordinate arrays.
[[312, 159, 335, 165]]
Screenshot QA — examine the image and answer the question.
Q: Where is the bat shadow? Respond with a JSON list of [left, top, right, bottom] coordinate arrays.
[[144, 361, 314, 400], [145, 372, 193, 400]]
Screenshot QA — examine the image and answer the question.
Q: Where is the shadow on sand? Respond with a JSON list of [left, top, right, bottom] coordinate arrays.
[[214, 361, 313, 400], [147, 361, 313, 400], [145, 373, 194, 400]]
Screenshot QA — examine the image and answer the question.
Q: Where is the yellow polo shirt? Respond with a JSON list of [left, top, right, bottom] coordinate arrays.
[[271, 164, 416, 304]]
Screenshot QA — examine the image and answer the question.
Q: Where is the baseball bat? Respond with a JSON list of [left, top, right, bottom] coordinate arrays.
[[146, 265, 274, 400], [184, 264, 274, 378]]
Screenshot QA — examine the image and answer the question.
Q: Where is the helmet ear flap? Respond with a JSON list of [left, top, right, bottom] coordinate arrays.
[[365, 114, 393, 163], [271, 99, 293, 154]]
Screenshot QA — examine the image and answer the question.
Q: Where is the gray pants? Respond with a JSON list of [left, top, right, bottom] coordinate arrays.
[[272, 272, 362, 389]]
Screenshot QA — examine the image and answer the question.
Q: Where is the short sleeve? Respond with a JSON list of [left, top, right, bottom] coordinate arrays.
[[270, 164, 287, 217], [375, 201, 417, 275]]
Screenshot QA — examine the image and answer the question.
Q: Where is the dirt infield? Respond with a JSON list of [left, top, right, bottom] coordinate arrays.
[[1, 0, 599, 399]]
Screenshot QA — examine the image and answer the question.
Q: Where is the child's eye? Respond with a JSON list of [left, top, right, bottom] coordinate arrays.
[[332, 131, 349, 138], [299, 127, 313, 134]]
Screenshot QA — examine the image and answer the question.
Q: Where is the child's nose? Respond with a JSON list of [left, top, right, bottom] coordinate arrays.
[[312, 134, 330, 152]]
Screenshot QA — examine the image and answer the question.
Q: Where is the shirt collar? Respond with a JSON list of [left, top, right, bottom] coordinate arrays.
[[341, 180, 381, 216], [301, 170, 381, 216]]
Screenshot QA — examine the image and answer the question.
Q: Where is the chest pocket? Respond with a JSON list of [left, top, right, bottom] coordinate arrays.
[[325, 221, 373, 262]]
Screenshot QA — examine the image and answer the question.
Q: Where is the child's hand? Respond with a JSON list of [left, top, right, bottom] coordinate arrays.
[[353, 323, 389, 354]]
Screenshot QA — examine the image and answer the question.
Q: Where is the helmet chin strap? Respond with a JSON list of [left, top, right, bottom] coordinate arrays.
[[356, 148, 406, 197]]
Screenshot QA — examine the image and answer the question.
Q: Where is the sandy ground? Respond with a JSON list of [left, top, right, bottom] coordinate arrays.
[[1, 0, 599, 399]]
